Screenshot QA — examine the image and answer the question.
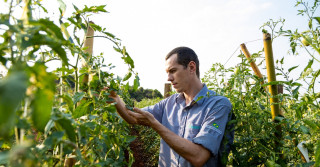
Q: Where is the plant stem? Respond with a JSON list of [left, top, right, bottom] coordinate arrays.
[[75, 53, 80, 93], [8, 0, 14, 21], [20, 98, 29, 144], [303, 45, 320, 63], [60, 143, 63, 166], [14, 127, 19, 145]]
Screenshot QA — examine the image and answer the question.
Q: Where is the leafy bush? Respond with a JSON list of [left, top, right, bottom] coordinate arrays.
[[134, 98, 162, 167], [128, 87, 163, 102], [0, 0, 139, 166], [203, 1, 320, 166]]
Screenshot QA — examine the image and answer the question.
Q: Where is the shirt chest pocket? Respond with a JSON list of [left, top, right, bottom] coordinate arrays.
[[185, 123, 201, 140]]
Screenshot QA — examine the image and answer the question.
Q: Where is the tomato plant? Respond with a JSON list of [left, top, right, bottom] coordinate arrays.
[[0, 0, 139, 166], [203, 1, 320, 166]]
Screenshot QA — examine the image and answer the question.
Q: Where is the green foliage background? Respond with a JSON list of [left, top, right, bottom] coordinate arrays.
[[0, 0, 319, 167], [202, 1, 320, 166], [0, 0, 139, 166], [128, 87, 163, 102]]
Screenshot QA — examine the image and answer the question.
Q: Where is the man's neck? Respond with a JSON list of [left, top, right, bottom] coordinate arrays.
[[183, 79, 203, 105]]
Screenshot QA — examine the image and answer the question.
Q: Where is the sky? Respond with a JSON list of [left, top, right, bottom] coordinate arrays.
[[1, 0, 315, 95]]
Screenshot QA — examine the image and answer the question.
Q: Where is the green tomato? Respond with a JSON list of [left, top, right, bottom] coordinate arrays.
[[301, 35, 312, 46], [234, 67, 240, 75]]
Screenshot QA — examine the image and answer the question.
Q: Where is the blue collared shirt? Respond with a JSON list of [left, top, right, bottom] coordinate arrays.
[[143, 84, 232, 167]]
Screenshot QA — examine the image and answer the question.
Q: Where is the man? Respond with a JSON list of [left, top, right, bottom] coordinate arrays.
[[109, 47, 233, 167]]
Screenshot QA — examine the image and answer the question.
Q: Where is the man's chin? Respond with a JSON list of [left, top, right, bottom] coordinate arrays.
[[175, 88, 182, 93]]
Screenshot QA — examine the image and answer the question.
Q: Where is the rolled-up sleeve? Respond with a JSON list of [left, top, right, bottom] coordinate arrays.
[[192, 104, 231, 156]]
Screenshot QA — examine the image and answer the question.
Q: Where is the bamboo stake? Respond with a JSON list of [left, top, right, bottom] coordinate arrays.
[[240, 43, 264, 79], [264, 33, 284, 164], [263, 33, 281, 120]]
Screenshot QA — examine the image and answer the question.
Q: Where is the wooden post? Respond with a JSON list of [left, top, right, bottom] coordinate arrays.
[[80, 21, 95, 95], [240, 43, 264, 79], [82, 21, 94, 67], [164, 83, 172, 98], [263, 33, 281, 120]]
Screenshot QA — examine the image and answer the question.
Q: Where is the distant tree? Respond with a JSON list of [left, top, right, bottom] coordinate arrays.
[[128, 87, 163, 102]]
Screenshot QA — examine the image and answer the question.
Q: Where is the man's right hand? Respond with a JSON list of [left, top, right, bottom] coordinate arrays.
[[101, 87, 118, 104], [103, 87, 138, 124]]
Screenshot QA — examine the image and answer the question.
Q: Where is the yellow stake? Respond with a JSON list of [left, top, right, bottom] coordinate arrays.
[[263, 33, 281, 120]]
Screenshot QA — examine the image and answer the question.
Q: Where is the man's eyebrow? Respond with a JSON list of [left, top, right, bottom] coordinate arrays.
[[167, 67, 176, 72]]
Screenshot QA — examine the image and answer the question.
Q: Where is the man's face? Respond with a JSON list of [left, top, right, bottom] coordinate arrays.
[[165, 54, 190, 93]]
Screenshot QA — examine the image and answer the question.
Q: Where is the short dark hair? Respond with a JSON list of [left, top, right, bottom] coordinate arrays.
[[165, 47, 200, 78]]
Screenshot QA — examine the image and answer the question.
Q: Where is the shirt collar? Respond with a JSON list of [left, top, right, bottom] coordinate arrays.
[[175, 84, 213, 106], [193, 84, 210, 105]]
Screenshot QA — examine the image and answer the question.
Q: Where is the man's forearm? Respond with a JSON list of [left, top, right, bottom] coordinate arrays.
[[150, 121, 210, 167], [113, 96, 136, 124]]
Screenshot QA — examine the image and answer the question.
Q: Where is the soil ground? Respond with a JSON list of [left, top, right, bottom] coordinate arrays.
[[128, 127, 150, 167]]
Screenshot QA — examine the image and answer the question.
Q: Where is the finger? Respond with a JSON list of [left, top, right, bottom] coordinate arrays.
[[110, 90, 117, 97], [128, 110, 142, 118], [133, 107, 144, 114]]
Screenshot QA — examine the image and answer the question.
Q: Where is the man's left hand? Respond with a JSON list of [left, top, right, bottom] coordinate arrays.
[[129, 108, 157, 127]]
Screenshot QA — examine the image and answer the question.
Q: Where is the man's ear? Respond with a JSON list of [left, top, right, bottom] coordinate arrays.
[[188, 61, 197, 74]]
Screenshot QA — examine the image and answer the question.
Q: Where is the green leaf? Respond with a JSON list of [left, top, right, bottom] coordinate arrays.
[[299, 125, 310, 135], [292, 86, 300, 99], [57, 0, 66, 16], [103, 31, 116, 39], [113, 46, 121, 53], [0, 71, 28, 137], [56, 118, 76, 143], [82, 5, 107, 13], [309, 69, 320, 91], [73, 101, 92, 118], [265, 159, 281, 167], [61, 94, 74, 112], [288, 65, 299, 72], [19, 31, 68, 64], [0, 151, 9, 165], [315, 140, 320, 167], [32, 63, 56, 91], [123, 71, 132, 81], [30, 64, 56, 132], [280, 57, 284, 64], [73, 92, 85, 104], [122, 55, 134, 69], [36, 19, 65, 40], [314, 17, 320, 24], [72, 4, 79, 13], [308, 19, 312, 29], [44, 120, 55, 137], [44, 131, 64, 147], [304, 59, 313, 72], [303, 119, 320, 131], [290, 41, 297, 54], [31, 89, 54, 132], [89, 22, 102, 32], [0, 54, 7, 66], [133, 75, 140, 91]]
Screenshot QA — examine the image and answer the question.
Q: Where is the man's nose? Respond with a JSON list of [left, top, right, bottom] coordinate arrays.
[[167, 74, 173, 82]]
